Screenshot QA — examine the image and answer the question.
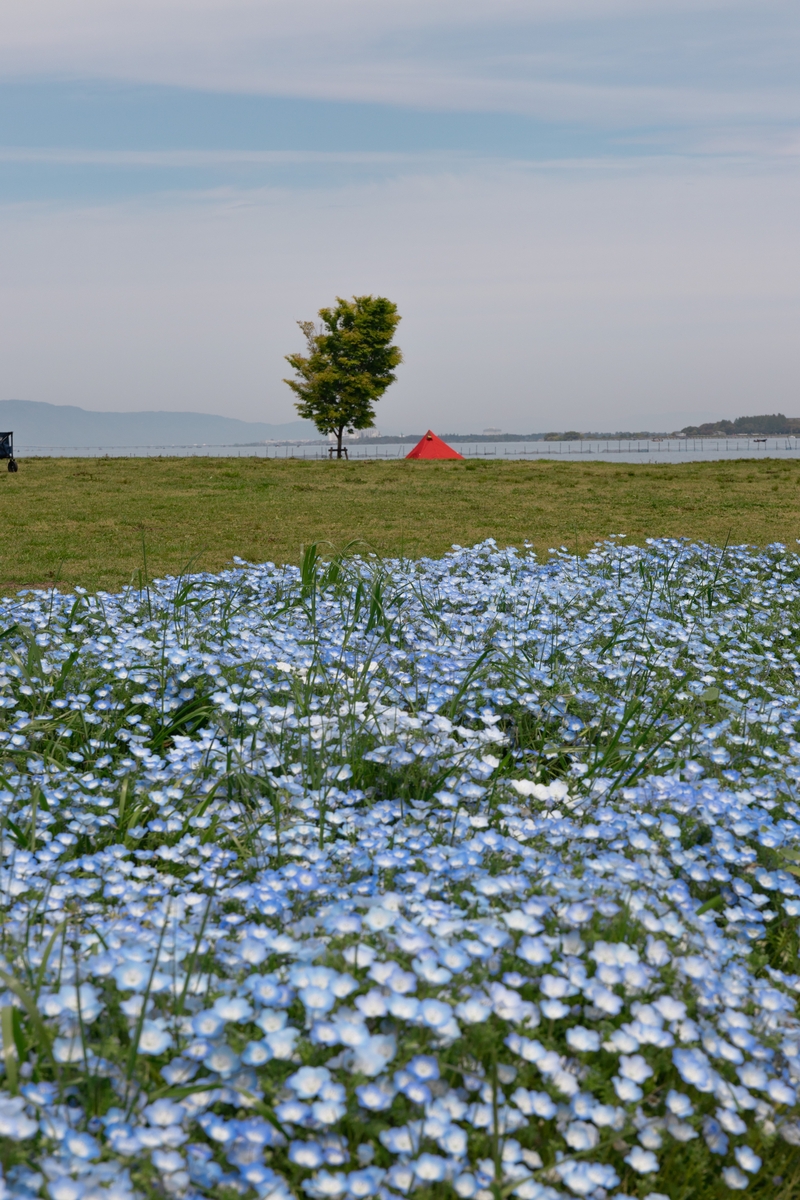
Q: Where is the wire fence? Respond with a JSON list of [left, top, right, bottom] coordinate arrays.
[[14, 436, 800, 462]]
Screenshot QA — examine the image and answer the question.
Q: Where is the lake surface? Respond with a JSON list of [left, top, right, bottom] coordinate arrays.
[[19, 436, 800, 461]]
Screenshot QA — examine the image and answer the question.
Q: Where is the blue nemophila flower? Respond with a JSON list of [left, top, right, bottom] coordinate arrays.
[[355, 1080, 395, 1111], [137, 1020, 173, 1056], [192, 1009, 225, 1038], [0, 1096, 39, 1140], [566, 1025, 601, 1053], [289, 1141, 325, 1168], [2, 538, 800, 1198]]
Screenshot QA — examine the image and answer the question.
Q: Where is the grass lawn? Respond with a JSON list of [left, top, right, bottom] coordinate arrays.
[[3, 453, 800, 594]]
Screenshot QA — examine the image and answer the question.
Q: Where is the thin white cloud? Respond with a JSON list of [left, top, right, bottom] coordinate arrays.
[[2, 140, 797, 175], [0, 148, 419, 167], [0, 0, 795, 128]]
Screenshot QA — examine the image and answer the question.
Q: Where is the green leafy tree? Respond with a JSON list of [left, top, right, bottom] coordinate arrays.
[[284, 295, 402, 458]]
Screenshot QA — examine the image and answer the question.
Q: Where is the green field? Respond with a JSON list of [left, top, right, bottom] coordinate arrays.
[[3, 454, 800, 594]]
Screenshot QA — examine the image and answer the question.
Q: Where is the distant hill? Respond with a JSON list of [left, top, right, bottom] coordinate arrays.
[[681, 413, 800, 437], [0, 400, 319, 450]]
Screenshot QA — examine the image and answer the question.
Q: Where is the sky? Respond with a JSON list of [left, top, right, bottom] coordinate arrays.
[[0, 1, 798, 434]]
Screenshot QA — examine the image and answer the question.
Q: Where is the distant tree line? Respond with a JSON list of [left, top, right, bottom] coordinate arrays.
[[680, 413, 800, 436]]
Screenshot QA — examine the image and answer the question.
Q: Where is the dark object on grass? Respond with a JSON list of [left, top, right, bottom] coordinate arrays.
[[0, 432, 18, 472]]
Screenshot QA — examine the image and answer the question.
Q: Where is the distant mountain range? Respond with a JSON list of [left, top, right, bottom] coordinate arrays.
[[4, 400, 795, 452], [0, 400, 319, 449]]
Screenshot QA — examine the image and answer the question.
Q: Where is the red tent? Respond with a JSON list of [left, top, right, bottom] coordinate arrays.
[[405, 430, 464, 460]]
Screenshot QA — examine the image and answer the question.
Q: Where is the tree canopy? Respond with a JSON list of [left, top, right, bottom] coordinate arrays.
[[284, 295, 402, 457]]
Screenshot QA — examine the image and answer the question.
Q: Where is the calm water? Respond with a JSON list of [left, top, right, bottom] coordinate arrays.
[[17, 436, 800, 462]]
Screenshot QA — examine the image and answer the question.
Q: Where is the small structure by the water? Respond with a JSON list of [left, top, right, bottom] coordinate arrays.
[[0, 432, 18, 472], [405, 430, 464, 460]]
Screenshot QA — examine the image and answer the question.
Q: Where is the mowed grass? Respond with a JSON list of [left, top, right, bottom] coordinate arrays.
[[3, 454, 800, 594]]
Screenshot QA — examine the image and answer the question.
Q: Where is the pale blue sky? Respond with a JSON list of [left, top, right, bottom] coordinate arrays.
[[0, 1, 798, 432]]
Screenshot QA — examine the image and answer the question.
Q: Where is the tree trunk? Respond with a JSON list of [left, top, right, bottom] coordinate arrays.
[[337, 426, 345, 459]]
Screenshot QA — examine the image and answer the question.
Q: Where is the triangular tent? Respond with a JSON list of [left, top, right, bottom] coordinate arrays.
[[405, 430, 464, 460]]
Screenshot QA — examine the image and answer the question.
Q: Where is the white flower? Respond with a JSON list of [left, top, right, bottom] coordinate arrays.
[[352, 1034, 396, 1077], [613, 1076, 643, 1102], [517, 937, 551, 966], [619, 1053, 653, 1084], [456, 995, 492, 1024], [419, 999, 454, 1030], [312, 1099, 347, 1125], [387, 968, 417, 994], [540, 974, 573, 999], [503, 910, 542, 934], [767, 1078, 796, 1106], [565, 1121, 599, 1151], [301, 985, 336, 1014], [680, 955, 712, 981], [238, 937, 268, 965], [255, 1008, 288, 1034], [192, 1009, 225, 1038], [355, 989, 388, 1018], [552, 1070, 580, 1097], [511, 1087, 556, 1119], [114, 961, 151, 991], [290, 1142, 325, 1168], [138, 1021, 173, 1056], [439, 1125, 468, 1155], [562, 902, 593, 926], [408, 1055, 439, 1080], [364, 907, 396, 932], [666, 1089, 694, 1117], [152, 1149, 186, 1173], [566, 1026, 600, 1053], [654, 995, 687, 1022], [387, 994, 420, 1020], [674, 1048, 716, 1092], [333, 1012, 370, 1047], [287, 1066, 332, 1098], [582, 980, 623, 1015], [144, 1099, 186, 1126], [306, 1169, 348, 1197], [453, 1173, 477, 1197], [343, 944, 377, 967], [265, 1027, 299, 1059], [65, 1132, 100, 1159], [734, 1145, 762, 1173], [737, 1062, 767, 1090], [48, 1179, 85, 1200], [624, 1147, 659, 1174], [356, 1081, 395, 1111], [591, 1103, 624, 1129], [413, 1154, 449, 1182], [556, 1160, 619, 1196], [721, 1167, 749, 1190], [203, 1043, 240, 1075], [242, 1039, 273, 1065], [645, 937, 671, 967], [0, 1096, 38, 1140], [213, 995, 253, 1022], [489, 983, 527, 1020], [53, 1036, 84, 1063], [717, 1108, 747, 1135], [56, 983, 104, 1022]]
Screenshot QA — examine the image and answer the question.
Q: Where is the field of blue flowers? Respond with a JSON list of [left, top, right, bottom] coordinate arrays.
[[0, 537, 799, 1200]]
